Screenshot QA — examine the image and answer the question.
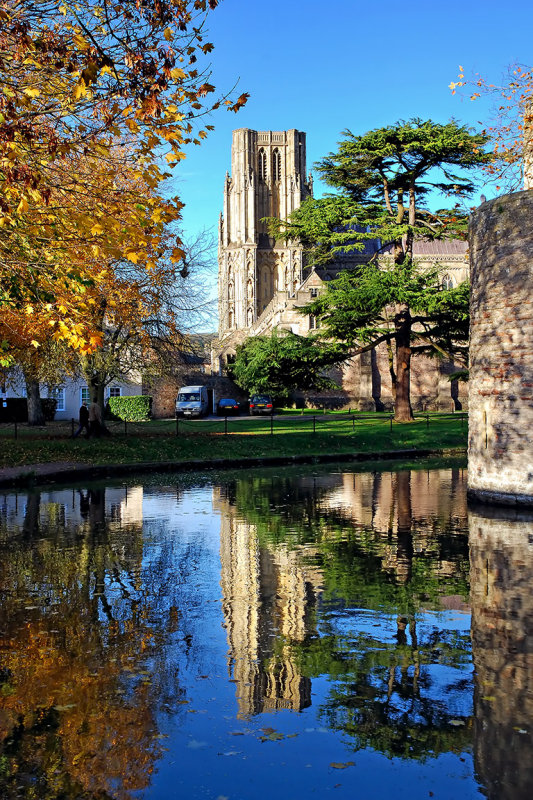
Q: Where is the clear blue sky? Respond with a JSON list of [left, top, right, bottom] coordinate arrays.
[[170, 0, 533, 310]]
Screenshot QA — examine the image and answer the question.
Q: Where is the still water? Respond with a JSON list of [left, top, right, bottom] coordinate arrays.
[[0, 462, 532, 800]]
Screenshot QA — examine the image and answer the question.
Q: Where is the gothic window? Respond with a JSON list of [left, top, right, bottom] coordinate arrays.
[[272, 148, 281, 181], [309, 314, 317, 330], [228, 282, 234, 300], [442, 273, 454, 290], [258, 148, 267, 181], [228, 308, 234, 329], [247, 307, 254, 326]]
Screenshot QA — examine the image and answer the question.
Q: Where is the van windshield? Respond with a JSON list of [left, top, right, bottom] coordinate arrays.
[[178, 393, 200, 402]]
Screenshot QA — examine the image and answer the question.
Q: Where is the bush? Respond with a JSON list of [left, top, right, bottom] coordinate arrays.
[[107, 395, 152, 421], [0, 398, 28, 423], [41, 398, 57, 421], [0, 397, 57, 423]]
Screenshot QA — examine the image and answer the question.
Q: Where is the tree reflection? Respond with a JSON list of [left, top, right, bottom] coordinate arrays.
[[217, 466, 472, 757], [0, 486, 182, 800]]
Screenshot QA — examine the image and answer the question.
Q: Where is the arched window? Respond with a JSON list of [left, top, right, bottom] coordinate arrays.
[[442, 274, 454, 290], [309, 314, 317, 330], [272, 148, 281, 181], [258, 148, 267, 181], [228, 308, 234, 328]]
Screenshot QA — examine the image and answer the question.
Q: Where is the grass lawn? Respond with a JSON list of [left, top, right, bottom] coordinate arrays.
[[0, 412, 467, 468]]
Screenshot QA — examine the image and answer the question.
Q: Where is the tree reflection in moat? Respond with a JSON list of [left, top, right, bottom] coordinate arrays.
[[216, 466, 473, 758], [0, 486, 188, 800]]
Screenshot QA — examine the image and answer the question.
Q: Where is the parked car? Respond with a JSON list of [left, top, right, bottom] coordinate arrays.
[[249, 394, 274, 415], [217, 398, 240, 416], [176, 385, 209, 418]]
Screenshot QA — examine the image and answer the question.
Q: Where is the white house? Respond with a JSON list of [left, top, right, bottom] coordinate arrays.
[[1, 373, 143, 421]]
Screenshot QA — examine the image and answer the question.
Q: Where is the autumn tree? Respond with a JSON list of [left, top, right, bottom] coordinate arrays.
[[72, 229, 217, 417], [0, 0, 247, 356], [450, 63, 533, 191], [269, 119, 489, 421]]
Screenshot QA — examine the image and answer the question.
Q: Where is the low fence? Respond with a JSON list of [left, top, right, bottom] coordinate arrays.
[[0, 411, 468, 440]]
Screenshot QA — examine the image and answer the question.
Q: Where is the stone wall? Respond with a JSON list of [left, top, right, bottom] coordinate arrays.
[[468, 190, 533, 504]]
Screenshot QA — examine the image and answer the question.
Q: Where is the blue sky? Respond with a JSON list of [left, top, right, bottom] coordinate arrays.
[[171, 0, 533, 309]]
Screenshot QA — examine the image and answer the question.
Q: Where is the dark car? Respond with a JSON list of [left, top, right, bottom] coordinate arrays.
[[217, 398, 240, 416], [249, 394, 274, 415]]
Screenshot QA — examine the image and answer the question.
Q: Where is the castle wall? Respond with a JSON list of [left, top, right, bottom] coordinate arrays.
[[468, 190, 533, 505]]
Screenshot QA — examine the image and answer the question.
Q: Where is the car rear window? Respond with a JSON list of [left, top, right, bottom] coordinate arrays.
[[251, 395, 271, 403]]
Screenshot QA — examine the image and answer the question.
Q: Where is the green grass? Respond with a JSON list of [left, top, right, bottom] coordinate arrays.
[[0, 412, 467, 469]]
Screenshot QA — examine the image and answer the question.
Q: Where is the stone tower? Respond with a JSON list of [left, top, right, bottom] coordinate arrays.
[[468, 189, 533, 505], [218, 129, 312, 339]]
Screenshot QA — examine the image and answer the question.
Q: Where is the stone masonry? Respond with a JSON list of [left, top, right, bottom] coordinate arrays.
[[468, 189, 533, 504]]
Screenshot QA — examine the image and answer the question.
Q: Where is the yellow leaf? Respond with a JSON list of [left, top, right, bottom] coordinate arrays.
[[16, 197, 29, 214], [126, 251, 140, 264], [30, 340, 40, 349], [164, 27, 173, 41], [170, 68, 186, 80], [23, 88, 40, 98], [73, 82, 87, 100]]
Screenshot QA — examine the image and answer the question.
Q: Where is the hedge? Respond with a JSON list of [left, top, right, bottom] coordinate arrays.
[[0, 397, 57, 423], [106, 395, 152, 421]]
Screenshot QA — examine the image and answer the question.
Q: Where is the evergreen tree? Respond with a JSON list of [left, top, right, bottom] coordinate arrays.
[[269, 119, 490, 421]]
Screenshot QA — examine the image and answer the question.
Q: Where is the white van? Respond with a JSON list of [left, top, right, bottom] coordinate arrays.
[[175, 385, 209, 418]]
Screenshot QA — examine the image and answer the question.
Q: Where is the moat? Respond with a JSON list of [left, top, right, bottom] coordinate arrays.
[[1, 461, 532, 799]]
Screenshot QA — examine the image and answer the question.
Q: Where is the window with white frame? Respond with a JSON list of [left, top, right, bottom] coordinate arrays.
[[107, 386, 121, 398], [80, 386, 90, 405], [310, 287, 319, 298], [48, 385, 65, 411], [309, 314, 317, 330]]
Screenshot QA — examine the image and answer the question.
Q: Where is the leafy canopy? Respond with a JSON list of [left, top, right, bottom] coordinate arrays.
[[230, 329, 347, 400]]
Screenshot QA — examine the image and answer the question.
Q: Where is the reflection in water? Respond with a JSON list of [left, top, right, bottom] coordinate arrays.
[[469, 506, 533, 800], [1, 464, 529, 799], [216, 468, 473, 760], [0, 485, 179, 799]]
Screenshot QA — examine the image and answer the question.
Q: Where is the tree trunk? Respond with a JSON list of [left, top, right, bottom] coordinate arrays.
[[25, 375, 45, 426], [394, 306, 413, 422]]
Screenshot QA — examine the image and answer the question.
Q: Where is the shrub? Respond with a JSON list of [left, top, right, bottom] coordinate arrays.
[[0, 398, 28, 423], [0, 397, 57, 423], [107, 395, 152, 421], [41, 398, 57, 421]]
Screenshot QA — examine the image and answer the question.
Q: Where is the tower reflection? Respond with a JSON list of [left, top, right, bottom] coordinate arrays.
[[470, 505, 533, 800]]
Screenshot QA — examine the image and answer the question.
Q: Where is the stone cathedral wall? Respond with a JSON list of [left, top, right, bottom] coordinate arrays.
[[468, 190, 533, 504]]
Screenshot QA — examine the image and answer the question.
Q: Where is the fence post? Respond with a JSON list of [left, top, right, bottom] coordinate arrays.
[[176, 416, 179, 436], [71, 417, 75, 438], [313, 416, 316, 434], [270, 414, 274, 435]]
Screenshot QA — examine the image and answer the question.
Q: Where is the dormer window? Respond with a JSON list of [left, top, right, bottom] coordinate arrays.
[[272, 148, 281, 181], [258, 148, 267, 181], [310, 287, 318, 298]]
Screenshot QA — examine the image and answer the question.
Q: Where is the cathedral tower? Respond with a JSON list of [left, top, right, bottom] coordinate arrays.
[[218, 129, 312, 338]]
